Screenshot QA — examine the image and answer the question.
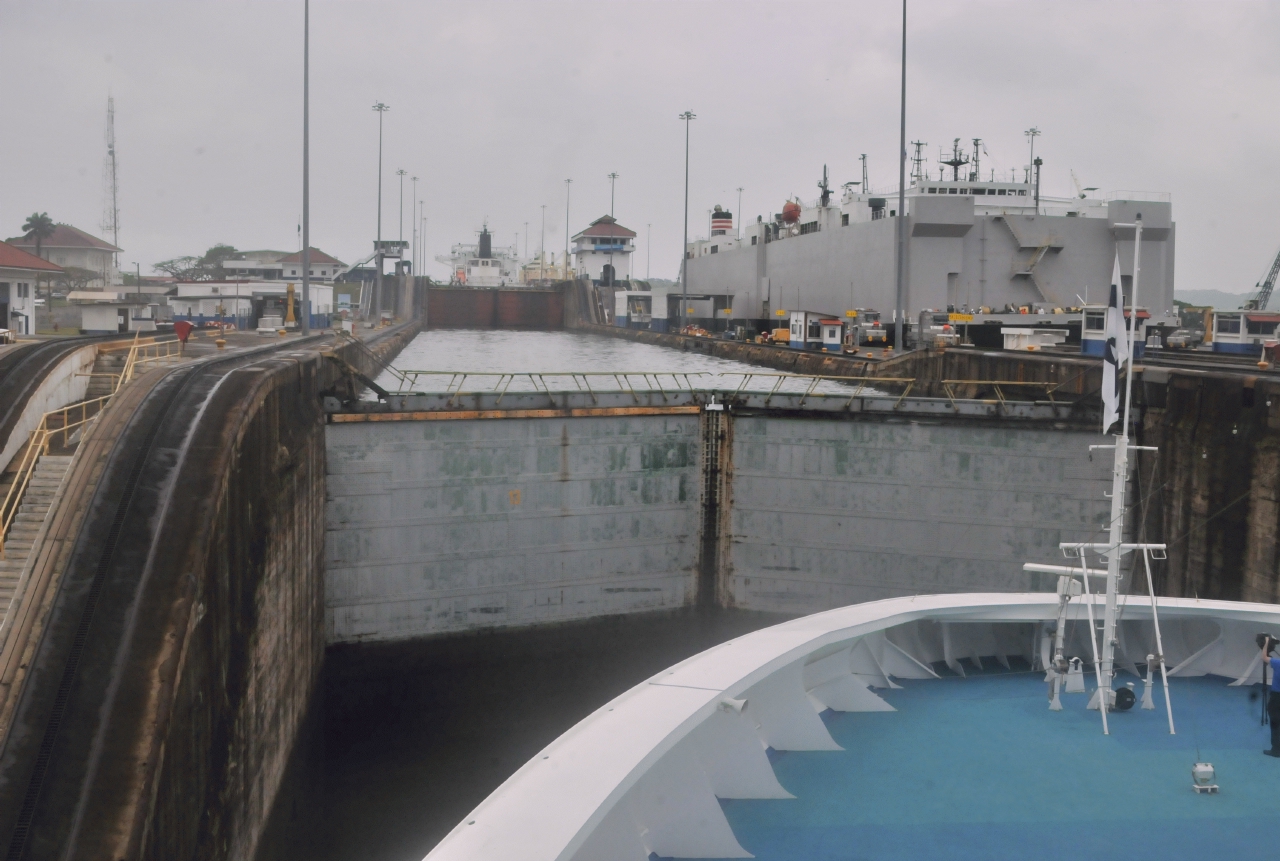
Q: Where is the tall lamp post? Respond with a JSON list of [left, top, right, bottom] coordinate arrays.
[[564, 178, 572, 280], [300, 0, 311, 334], [411, 176, 419, 275], [679, 111, 695, 329], [371, 102, 390, 321], [893, 1, 907, 352], [607, 172, 620, 285]]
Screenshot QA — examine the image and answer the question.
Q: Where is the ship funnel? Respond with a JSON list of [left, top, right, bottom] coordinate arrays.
[[479, 226, 492, 259], [711, 204, 733, 237]]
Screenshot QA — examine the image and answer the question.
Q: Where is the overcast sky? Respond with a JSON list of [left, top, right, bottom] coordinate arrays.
[[2, 1, 1279, 290]]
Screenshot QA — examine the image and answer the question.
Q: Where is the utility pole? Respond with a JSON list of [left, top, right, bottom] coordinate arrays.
[[893, 0, 907, 352], [1024, 126, 1040, 185], [300, 0, 310, 334], [679, 111, 695, 329], [608, 172, 619, 217], [564, 178, 572, 280], [411, 176, 419, 274], [736, 187, 743, 239], [397, 169, 407, 246], [372, 102, 390, 321]]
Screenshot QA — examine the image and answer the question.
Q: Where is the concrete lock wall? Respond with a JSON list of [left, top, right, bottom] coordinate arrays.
[[324, 410, 1113, 642], [725, 417, 1113, 614], [325, 414, 702, 642]]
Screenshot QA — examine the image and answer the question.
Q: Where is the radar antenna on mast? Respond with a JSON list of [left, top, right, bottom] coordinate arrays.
[[818, 164, 831, 207], [940, 138, 969, 182], [910, 141, 927, 184]]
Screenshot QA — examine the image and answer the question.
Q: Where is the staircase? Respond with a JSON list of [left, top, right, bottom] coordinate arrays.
[[86, 350, 126, 399], [0, 455, 72, 621]]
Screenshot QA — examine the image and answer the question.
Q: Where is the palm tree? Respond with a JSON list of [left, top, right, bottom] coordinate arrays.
[[21, 212, 56, 301], [21, 212, 55, 259]]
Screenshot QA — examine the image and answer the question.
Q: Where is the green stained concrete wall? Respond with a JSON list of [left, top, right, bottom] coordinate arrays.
[[325, 415, 702, 642]]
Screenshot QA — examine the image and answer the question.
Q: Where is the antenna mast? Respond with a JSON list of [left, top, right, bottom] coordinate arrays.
[[859, 154, 868, 192], [940, 138, 969, 182], [910, 141, 927, 184], [970, 138, 982, 182], [102, 95, 120, 272]]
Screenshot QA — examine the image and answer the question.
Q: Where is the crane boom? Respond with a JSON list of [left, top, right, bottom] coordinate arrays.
[[1244, 246, 1280, 311]]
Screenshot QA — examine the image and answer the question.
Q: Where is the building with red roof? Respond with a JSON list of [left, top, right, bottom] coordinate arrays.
[[5, 223, 120, 289], [571, 215, 636, 285], [0, 240, 63, 335]]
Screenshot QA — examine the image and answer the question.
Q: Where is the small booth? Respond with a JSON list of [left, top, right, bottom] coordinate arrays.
[[1080, 305, 1149, 360], [613, 291, 653, 329], [1211, 310, 1280, 355], [788, 310, 835, 350]]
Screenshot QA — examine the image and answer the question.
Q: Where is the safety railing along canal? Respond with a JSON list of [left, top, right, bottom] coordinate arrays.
[[0, 333, 189, 559]]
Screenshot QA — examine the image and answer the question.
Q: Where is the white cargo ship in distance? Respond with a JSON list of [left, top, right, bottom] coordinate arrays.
[[437, 225, 522, 287], [679, 139, 1177, 341]]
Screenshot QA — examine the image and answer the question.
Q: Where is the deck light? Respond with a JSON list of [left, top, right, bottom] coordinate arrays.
[[1191, 762, 1218, 794]]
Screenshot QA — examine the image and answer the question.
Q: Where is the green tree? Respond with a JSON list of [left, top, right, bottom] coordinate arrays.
[[152, 244, 240, 281], [21, 212, 57, 298], [21, 212, 55, 259]]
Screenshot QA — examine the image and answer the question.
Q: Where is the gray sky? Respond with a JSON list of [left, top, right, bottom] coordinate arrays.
[[2, 1, 1279, 291]]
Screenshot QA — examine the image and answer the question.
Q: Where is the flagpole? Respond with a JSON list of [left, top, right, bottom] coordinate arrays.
[[1097, 215, 1143, 723]]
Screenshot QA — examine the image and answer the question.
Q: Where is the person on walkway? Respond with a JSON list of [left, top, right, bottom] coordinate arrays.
[[1263, 636, 1280, 757]]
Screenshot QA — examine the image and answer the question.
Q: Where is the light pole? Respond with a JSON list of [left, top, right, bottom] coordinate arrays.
[[736, 187, 743, 240], [540, 204, 546, 282], [679, 110, 695, 329], [606, 172, 620, 285], [410, 175, 419, 275], [893, 1, 907, 351], [523, 222, 528, 259], [564, 178, 572, 280], [1024, 127, 1040, 185], [646, 223, 651, 280], [300, 0, 310, 334], [372, 101, 390, 320]]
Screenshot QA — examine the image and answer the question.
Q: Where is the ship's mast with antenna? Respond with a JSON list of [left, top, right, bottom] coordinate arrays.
[[859, 154, 869, 192], [102, 96, 120, 273], [910, 141, 927, 185]]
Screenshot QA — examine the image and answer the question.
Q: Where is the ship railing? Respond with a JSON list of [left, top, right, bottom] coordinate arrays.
[[940, 379, 1064, 412]]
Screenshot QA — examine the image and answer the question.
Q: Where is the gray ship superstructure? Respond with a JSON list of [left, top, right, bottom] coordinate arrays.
[[684, 150, 1176, 333]]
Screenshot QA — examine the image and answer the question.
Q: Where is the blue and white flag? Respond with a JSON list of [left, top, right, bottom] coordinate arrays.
[[1102, 254, 1128, 433]]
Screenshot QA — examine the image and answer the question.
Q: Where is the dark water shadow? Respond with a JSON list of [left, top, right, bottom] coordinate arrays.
[[256, 608, 790, 861]]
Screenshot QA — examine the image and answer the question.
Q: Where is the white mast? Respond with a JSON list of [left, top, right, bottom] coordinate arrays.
[[1094, 214, 1155, 724]]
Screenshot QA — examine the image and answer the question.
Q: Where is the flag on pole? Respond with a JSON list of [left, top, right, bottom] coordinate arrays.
[[1102, 253, 1128, 433]]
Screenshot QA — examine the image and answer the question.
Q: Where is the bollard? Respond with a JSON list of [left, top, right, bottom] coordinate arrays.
[[215, 338, 226, 350]]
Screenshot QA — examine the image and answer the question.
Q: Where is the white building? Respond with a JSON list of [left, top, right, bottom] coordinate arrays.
[[221, 247, 347, 283], [0, 240, 62, 335], [572, 215, 636, 285], [169, 280, 334, 327], [70, 291, 160, 335], [5, 223, 121, 288]]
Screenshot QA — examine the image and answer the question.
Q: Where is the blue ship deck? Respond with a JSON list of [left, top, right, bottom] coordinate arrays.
[[713, 667, 1277, 861]]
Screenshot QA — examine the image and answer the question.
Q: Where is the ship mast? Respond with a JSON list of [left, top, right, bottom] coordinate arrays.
[[1097, 216, 1143, 714]]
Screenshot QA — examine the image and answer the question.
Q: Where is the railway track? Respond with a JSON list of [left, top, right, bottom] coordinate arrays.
[[0, 333, 326, 860]]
